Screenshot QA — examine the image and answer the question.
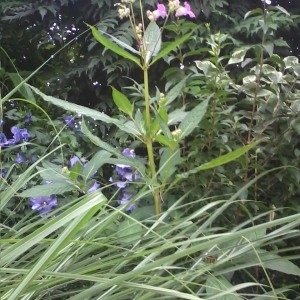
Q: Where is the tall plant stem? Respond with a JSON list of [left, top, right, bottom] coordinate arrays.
[[143, 67, 161, 215]]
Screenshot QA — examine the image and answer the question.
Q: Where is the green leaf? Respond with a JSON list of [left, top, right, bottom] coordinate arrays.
[[159, 148, 181, 183], [82, 150, 112, 179], [262, 42, 274, 57], [134, 109, 146, 135], [178, 141, 260, 179], [155, 134, 178, 150], [82, 120, 146, 177], [117, 218, 144, 245], [36, 162, 69, 182], [244, 8, 263, 19], [168, 107, 188, 125], [6, 192, 106, 299], [143, 22, 162, 64], [206, 275, 243, 299], [151, 107, 168, 136], [165, 78, 187, 105], [151, 27, 196, 65], [18, 181, 76, 197], [8, 73, 36, 103], [179, 99, 209, 139], [81, 120, 121, 157], [228, 48, 249, 65], [88, 25, 141, 67], [240, 250, 300, 277], [283, 56, 299, 68], [29, 85, 141, 137], [111, 86, 134, 117], [98, 29, 140, 55], [271, 5, 290, 16], [28, 84, 122, 126], [195, 60, 218, 75]]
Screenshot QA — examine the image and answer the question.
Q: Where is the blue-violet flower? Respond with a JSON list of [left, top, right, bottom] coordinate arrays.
[[29, 195, 58, 216]]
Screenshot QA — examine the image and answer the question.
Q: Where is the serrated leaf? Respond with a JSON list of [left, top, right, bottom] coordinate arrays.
[[81, 120, 120, 157], [168, 107, 188, 125], [88, 25, 141, 67], [151, 27, 196, 65], [28, 84, 141, 137], [37, 161, 69, 182], [155, 134, 178, 150], [28, 84, 122, 126], [100, 29, 140, 55], [82, 120, 146, 177], [165, 78, 187, 105], [111, 86, 134, 117], [19, 181, 75, 197], [179, 99, 209, 139], [143, 22, 162, 64], [178, 141, 260, 179], [134, 109, 146, 135], [82, 150, 112, 179], [159, 148, 181, 183]]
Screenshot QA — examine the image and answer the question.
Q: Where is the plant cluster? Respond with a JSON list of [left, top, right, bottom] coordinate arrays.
[[0, 0, 300, 299]]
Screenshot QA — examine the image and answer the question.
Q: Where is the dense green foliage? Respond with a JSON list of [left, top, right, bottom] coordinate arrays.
[[1, 0, 300, 299]]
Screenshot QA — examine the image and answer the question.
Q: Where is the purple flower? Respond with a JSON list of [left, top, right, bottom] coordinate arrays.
[[64, 115, 75, 129], [25, 113, 31, 123], [20, 128, 30, 141], [122, 148, 136, 158], [118, 191, 136, 212], [175, 2, 195, 18], [11, 126, 22, 143], [29, 195, 57, 216], [0, 168, 7, 178], [110, 148, 139, 188], [0, 133, 7, 146], [109, 176, 128, 188], [70, 155, 80, 167], [0, 133, 15, 147], [11, 126, 30, 143], [147, 3, 167, 21], [16, 153, 26, 164], [87, 182, 100, 193]]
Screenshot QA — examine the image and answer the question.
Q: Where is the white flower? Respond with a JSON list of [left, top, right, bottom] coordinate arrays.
[[262, 0, 271, 5]]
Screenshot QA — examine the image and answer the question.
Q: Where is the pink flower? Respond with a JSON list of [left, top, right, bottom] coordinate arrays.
[[175, 1, 195, 18], [147, 3, 167, 21]]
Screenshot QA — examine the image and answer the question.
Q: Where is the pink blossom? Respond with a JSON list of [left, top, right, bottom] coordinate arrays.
[[175, 2, 195, 18], [148, 3, 167, 21]]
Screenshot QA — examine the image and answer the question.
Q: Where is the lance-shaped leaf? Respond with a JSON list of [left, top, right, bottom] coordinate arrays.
[[18, 181, 76, 197], [151, 26, 197, 65], [143, 22, 162, 64], [88, 24, 141, 67], [177, 141, 260, 179], [179, 99, 209, 139], [28, 85, 140, 138], [111, 86, 134, 117]]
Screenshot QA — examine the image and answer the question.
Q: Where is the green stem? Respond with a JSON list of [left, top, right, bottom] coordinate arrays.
[[143, 67, 161, 215]]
